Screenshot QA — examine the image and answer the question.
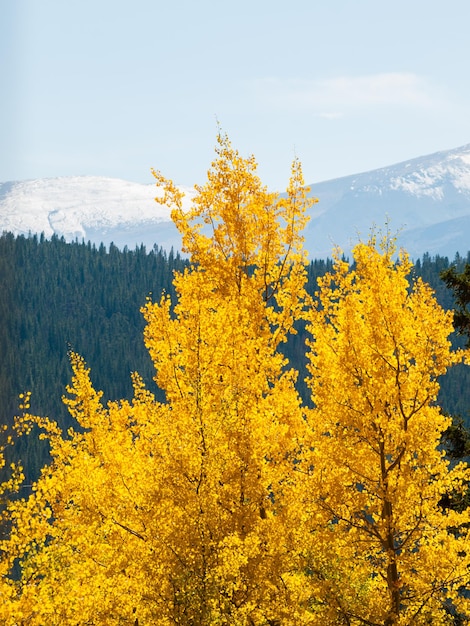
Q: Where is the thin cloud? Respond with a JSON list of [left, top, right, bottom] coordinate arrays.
[[254, 73, 439, 115], [318, 111, 344, 120]]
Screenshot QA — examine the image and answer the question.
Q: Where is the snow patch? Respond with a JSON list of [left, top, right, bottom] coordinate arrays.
[[0, 176, 195, 246], [389, 175, 444, 200]]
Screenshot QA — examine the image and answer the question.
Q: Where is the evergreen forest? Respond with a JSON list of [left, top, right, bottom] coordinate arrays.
[[1, 231, 470, 483]]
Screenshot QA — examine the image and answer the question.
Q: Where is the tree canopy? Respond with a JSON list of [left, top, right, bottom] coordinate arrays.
[[1, 134, 469, 625]]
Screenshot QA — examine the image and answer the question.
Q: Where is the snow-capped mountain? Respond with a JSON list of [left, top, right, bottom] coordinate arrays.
[[2, 144, 470, 260], [0, 176, 192, 253], [304, 143, 470, 259]]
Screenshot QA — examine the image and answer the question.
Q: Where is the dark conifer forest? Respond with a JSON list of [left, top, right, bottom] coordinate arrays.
[[1, 232, 470, 481]]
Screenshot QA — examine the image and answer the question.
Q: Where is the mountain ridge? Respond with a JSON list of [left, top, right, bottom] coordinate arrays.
[[2, 144, 470, 259], [303, 143, 470, 258]]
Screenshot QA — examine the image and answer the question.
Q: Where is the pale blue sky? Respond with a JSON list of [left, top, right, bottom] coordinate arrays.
[[2, 0, 470, 190]]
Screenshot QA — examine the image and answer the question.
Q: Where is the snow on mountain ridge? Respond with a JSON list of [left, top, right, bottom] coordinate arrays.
[[389, 171, 445, 200], [0, 175, 193, 245], [2, 144, 470, 259], [388, 149, 470, 199], [354, 146, 470, 197], [303, 143, 470, 259]]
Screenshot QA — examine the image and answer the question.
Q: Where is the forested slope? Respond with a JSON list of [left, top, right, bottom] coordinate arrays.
[[0, 233, 187, 479], [1, 232, 469, 480]]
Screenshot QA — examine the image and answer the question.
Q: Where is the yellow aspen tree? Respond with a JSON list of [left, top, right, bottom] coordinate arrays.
[[0, 419, 25, 621], [299, 238, 470, 624], [1, 133, 317, 625], [135, 132, 315, 623]]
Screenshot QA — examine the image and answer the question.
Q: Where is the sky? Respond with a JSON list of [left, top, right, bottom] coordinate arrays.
[[2, 0, 470, 191]]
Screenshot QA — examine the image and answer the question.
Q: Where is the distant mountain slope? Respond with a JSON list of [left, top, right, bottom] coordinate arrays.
[[304, 144, 470, 259], [0, 176, 189, 252], [2, 144, 470, 259]]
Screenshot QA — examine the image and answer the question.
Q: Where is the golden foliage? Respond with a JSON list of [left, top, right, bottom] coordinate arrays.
[[1, 138, 469, 625], [298, 239, 470, 624]]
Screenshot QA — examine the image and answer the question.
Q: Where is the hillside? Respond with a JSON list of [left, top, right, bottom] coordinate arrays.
[[1, 234, 469, 483]]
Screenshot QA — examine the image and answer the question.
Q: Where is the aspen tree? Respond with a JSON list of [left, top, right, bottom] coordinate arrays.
[[1, 134, 316, 625], [299, 239, 470, 624], [0, 421, 25, 621]]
